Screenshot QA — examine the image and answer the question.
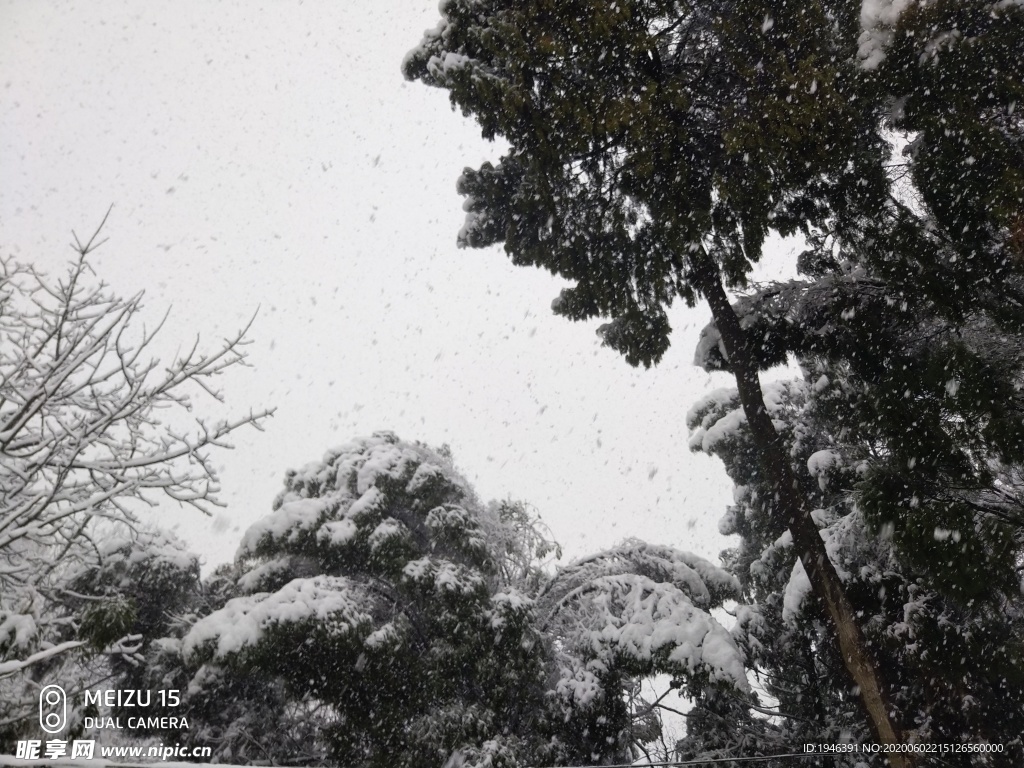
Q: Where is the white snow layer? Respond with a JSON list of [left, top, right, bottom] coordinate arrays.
[[236, 555, 293, 594], [858, 0, 913, 69], [183, 576, 370, 660], [571, 574, 749, 691], [693, 324, 729, 371], [238, 496, 330, 555], [97, 528, 198, 573], [489, 589, 534, 630], [237, 432, 472, 559], [402, 556, 485, 594], [426, 51, 473, 84], [556, 657, 609, 707], [318, 518, 358, 546], [618, 540, 741, 606], [693, 408, 747, 453], [782, 559, 813, 625], [369, 517, 407, 552], [687, 381, 801, 455], [807, 449, 843, 490], [0, 612, 36, 649], [553, 539, 740, 611], [686, 388, 742, 452]]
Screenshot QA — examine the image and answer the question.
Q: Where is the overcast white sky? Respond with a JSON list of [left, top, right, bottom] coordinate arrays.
[[1, 0, 801, 570]]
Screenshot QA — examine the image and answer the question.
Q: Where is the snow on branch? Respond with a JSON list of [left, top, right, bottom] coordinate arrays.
[[0, 217, 273, 709], [539, 540, 748, 700], [0, 640, 85, 679]]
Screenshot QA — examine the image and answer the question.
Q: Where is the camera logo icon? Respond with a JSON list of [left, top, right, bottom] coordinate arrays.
[[39, 684, 67, 734]]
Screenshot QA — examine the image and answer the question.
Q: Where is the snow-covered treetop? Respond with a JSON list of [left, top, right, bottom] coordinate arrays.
[[541, 539, 740, 612], [540, 540, 748, 698], [69, 527, 200, 592], [858, 0, 916, 69], [169, 433, 557, 766], [237, 431, 497, 586]]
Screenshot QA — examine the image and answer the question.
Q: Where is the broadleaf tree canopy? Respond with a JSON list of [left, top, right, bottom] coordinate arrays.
[[404, 0, 1024, 760]]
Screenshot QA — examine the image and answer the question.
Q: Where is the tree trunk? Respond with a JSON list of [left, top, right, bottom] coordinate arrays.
[[690, 249, 913, 768]]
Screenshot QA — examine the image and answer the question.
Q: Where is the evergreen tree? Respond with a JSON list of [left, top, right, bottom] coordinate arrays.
[[403, 1, 1024, 761], [172, 433, 547, 766], [684, 5, 1024, 760], [141, 433, 747, 767], [686, 371, 1024, 764], [405, 0, 891, 754]]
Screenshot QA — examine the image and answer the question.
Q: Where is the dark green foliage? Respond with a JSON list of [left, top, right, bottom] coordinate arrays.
[[407, 0, 1024, 760], [699, 269, 1024, 598], [67, 529, 201, 643], [67, 530, 202, 734], [404, 0, 890, 368], [127, 434, 747, 767], [77, 597, 137, 653], [687, 367, 1024, 763], [882, 0, 1024, 250]]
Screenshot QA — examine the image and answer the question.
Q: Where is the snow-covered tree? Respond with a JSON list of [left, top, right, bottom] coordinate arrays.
[[401, 0, 909, 753], [0, 217, 271, 745], [681, 2, 1024, 759], [686, 370, 1024, 764], [142, 432, 746, 767], [535, 539, 748, 764], [403, 0, 1023, 761]]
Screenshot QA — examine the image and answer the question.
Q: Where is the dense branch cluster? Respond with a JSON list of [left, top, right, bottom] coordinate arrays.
[[0, 225, 271, 738]]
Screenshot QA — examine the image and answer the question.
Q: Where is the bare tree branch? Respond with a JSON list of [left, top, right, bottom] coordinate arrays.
[[1, 218, 273, 733]]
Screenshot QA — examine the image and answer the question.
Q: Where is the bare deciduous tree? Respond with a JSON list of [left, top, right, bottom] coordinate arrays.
[[0, 212, 272, 733]]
